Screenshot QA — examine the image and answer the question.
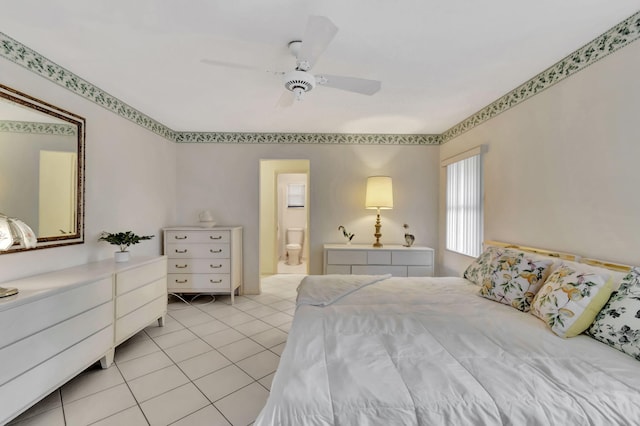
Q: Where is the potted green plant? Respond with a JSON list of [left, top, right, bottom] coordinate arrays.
[[99, 231, 154, 262]]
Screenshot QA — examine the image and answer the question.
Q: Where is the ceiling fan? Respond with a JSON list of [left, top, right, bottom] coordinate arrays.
[[201, 15, 382, 107]]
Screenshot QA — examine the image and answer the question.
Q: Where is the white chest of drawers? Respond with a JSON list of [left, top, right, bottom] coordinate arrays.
[[0, 256, 167, 425], [163, 226, 243, 303], [323, 244, 435, 277]]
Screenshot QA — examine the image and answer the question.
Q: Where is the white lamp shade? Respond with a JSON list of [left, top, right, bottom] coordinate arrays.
[[365, 176, 393, 209]]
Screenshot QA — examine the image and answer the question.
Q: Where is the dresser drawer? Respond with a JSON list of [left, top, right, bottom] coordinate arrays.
[[392, 251, 434, 266], [116, 278, 166, 319], [165, 230, 229, 244], [0, 277, 113, 348], [0, 325, 113, 425], [326, 265, 351, 275], [167, 243, 229, 259], [0, 301, 113, 386], [116, 258, 167, 295], [168, 274, 231, 291], [168, 258, 230, 274], [116, 296, 166, 343], [367, 250, 391, 265], [408, 266, 434, 277], [327, 250, 367, 265]]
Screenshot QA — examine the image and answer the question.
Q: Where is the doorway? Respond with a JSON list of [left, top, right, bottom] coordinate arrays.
[[259, 160, 310, 281]]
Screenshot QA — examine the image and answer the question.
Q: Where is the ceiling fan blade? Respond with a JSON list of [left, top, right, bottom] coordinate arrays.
[[316, 74, 382, 95], [201, 58, 262, 71], [297, 16, 338, 71], [201, 59, 285, 76], [275, 90, 295, 109]]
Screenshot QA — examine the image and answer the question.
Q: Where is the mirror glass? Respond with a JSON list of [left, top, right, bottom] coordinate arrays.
[[0, 83, 85, 253]]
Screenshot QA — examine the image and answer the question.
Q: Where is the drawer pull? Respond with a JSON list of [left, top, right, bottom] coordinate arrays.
[[174, 235, 188, 240], [175, 279, 188, 284], [210, 264, 222, 269], [210, 279, 222, 284], [175, 249, 188, 253], [175, 264, 188, 269], [210, 235, 222, 240], [210, 249, 222, 253]]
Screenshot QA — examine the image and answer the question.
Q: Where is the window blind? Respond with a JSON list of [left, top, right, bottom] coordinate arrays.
[[445, 152, 483, 257], [287, 183, 305, 208]]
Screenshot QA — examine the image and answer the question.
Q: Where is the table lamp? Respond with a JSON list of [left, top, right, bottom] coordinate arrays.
[[365, 176, 393, 248], [0, 214, 37, 297]]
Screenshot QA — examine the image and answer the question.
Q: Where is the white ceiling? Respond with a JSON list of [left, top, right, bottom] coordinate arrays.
[[1, 1, 639, 134]]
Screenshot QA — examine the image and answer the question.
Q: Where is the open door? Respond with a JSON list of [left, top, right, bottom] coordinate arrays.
[[259, 160, 310, 284]]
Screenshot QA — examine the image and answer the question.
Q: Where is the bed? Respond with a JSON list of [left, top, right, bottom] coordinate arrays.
[[256, 243, 640, 425]]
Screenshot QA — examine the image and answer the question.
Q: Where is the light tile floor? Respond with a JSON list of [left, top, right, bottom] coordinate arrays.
[[276, 260, 307, 275], [8, 274, 306, 426]]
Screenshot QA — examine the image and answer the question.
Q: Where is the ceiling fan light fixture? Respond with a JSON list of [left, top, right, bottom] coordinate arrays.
[[283, 70, 316, 100], [292, 87, 305, 101]]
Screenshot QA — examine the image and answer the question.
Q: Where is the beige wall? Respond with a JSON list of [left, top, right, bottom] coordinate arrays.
[[0, 57, 177, 282], [439, 40, 640, 276], [5, 32, 636, 289], [0, 49, 440, 292], [176, 143, 440, 293]]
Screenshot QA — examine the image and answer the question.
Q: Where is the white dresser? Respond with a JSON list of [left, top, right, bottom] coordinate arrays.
[[323, 244, 435, 277], [0, 256, 167, 425], [113, 257, 167, 348], [163, 226, 243, 304]]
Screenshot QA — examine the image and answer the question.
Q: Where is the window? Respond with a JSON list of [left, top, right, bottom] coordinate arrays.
[[444, 147, 484, 257], [287, 183, 305, 208]]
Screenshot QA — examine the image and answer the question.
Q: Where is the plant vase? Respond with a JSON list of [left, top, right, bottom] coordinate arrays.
[[114, 251, 130, 263]]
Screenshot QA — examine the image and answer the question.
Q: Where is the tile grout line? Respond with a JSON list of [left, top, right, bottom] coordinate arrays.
[[113, 361, 152, 425], [144, 303, 273, 424]]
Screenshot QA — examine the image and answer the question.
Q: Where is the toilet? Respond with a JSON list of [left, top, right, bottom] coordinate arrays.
[[285, 228, 304, 265]]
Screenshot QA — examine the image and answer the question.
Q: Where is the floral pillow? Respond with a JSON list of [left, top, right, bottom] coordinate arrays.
[[588, 267, 640, 361], [530, 264, 614, 338], [478, 249, 554, 312], [463, 246, 501, 286]]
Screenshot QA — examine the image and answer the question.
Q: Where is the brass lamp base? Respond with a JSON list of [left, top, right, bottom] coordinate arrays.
[[0, 287, 18, 298], [373, 210, 383, 248]]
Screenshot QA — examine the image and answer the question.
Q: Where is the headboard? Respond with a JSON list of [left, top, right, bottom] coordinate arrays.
[[484, 240, 632, 273]]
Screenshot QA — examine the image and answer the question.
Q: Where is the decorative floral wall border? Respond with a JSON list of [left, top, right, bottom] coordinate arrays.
[[175, 132, 440, 145], [0, 32, 176, 142], [440, 10, 640, 143], [0, 120, 77, 135], [1, 9, 639, 146]]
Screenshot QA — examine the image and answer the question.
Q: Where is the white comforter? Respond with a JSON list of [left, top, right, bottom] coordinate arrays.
[[256, 276, 640, 426]]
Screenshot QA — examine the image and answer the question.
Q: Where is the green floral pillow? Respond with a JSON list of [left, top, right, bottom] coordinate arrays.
[[478, 249, 554, 312], [588, 267, 640, 361], [463, 246, 500, 286], [530, 264, 614, 338]]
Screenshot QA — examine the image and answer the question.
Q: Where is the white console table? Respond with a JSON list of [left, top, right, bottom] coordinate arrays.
[[323, 244, 435, 277], [0, 256, 167, 425]]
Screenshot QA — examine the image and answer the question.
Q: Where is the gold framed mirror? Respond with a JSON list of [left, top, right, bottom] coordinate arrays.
[[0, 83, 85, 253]]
